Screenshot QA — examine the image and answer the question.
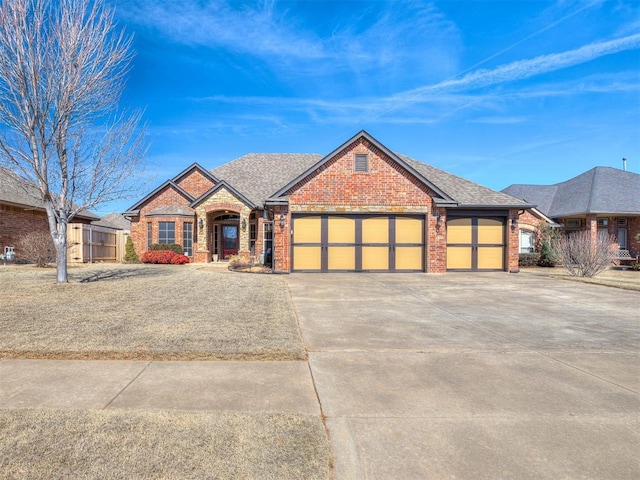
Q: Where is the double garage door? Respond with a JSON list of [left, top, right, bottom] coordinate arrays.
[[292, 215, 424, 272]]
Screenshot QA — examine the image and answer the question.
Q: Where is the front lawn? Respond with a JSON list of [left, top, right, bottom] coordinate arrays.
[[0, 409, 331, 480], [0, 264, 306, 360]]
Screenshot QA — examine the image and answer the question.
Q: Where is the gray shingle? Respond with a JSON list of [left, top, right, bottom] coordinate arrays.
[[398, 155, 531, 207], [92, 213, 131, 230], [0, 167, 99, 220], [502, 167, 640, 217], [0, 167, 42, 208], [210, 153, 322, 205]]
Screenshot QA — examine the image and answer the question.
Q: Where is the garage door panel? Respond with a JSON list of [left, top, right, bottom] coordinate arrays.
[[447, 218, 472, 244], [395, 217, 422, 244], [362, 246, 389, 270], [478, 218, 504, 244], [477, 246, 504, 269], [447, 246, 473, 270], [362, 217, 389, 244], [328, 246, 356, 271], [328, 217, 355, 244], [293, 217, 321, 243], [293, 246, 322, 270], [395, 246, 423, 270]]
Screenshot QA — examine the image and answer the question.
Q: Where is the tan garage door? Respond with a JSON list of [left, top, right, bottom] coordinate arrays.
[[446, 216, 505, 271], [292, 215, 424, 272]]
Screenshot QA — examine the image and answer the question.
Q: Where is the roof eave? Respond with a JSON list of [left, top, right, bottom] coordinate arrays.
[[448, 203, 536, 210]]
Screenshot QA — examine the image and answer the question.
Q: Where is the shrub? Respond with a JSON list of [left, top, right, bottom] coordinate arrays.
[[518, 252, 540, 267], [18, 231, 56, 267], [558, 230, 615, 277], [630, 262, 640, 271], [149, 243, 183, 254], [228, 254, 251, 270], [124, 236, 139, 262], [536, 223, 561, 267], [141, 250, 189, 265]]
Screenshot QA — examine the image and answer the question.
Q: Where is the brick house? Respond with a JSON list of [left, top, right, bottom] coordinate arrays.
[[503, 167, 640, 257], [125, 131, 532, 273], [0, 167, 98, 258]]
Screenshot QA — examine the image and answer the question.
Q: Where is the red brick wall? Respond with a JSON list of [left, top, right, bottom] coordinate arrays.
[[129, 184, 195, 257], [175, 170, 215, 198], [278, 137, 438, 272], [0, 203, 50, 256], [288, 137, 435, 208]]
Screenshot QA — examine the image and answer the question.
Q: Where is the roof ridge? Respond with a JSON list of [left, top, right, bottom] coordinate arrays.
[[586, 168, 598, 212]]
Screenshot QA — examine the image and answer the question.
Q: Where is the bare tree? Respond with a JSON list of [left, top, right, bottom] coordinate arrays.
[[0, 0, 146, 283], [558, 230, 616, 277]]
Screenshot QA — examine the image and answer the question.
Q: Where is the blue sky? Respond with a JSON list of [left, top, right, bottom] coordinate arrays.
[[104, 0, 639, 214]]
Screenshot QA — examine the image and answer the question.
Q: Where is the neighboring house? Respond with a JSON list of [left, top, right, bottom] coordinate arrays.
[[126, 131, 532, 273], [0, 167, 98, 258], [503, 167, 640, 256], [67, 213, 132, 263]]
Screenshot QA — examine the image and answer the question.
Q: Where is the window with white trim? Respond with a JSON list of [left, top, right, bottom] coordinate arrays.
[[519, 229, 535, 253]]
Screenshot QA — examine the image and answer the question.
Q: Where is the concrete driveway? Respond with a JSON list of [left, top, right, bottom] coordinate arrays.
[[286, 272, 640, 480]]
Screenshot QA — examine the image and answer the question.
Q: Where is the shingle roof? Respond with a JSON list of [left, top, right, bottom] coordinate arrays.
[[398, 155, 531, 208], [0, 167, 99, 220], [0, 167, 42, 208], [147, 205, 194, 217], [210, 153, 322, 205], [502, 167, 640, 217], [92, 212, 131, 230]]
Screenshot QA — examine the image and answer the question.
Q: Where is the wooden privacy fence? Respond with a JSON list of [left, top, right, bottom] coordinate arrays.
[[67, 223, 127, 263]]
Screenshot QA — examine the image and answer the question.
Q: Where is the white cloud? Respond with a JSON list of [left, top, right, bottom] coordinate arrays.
[[118, 0, 460, 82]]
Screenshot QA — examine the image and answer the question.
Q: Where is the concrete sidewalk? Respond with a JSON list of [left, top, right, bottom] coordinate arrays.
[[0, 359, 320, 414]]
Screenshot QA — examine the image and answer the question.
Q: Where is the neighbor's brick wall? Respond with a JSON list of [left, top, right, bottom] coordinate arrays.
[[0, 203, 50, 256]]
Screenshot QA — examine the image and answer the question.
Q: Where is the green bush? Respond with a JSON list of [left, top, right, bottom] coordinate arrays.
[[150, 243, 183, 254], [124, 236, 139, 262], [631, 262, 640, 271], [536, 223, 561, 267], [519, 252, 540, 267]]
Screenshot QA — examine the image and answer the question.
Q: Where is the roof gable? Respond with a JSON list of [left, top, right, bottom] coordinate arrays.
[[190, 180, 257, 209], [124, 180, 194, 214], [271, 130, 455, 202]]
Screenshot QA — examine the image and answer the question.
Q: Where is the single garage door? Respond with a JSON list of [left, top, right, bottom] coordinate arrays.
[[292, 215, 424, 272], [446, 216, 505, 271]]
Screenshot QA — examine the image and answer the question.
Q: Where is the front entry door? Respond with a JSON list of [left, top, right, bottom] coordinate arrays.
[[222, 225, 239, 259]]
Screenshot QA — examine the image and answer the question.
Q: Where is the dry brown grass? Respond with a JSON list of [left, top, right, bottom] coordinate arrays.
[[0, 264, 306, 360], [520, 266, 640, 291], [0, 408, 332, 480]]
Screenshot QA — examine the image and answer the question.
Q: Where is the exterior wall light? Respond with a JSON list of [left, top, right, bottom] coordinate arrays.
[[241, 218, 247, 231], [511, 215, 519, 231], [436, 214, 444, 231], [198, 218, 204, 230], [279, 213, 285, 228]]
